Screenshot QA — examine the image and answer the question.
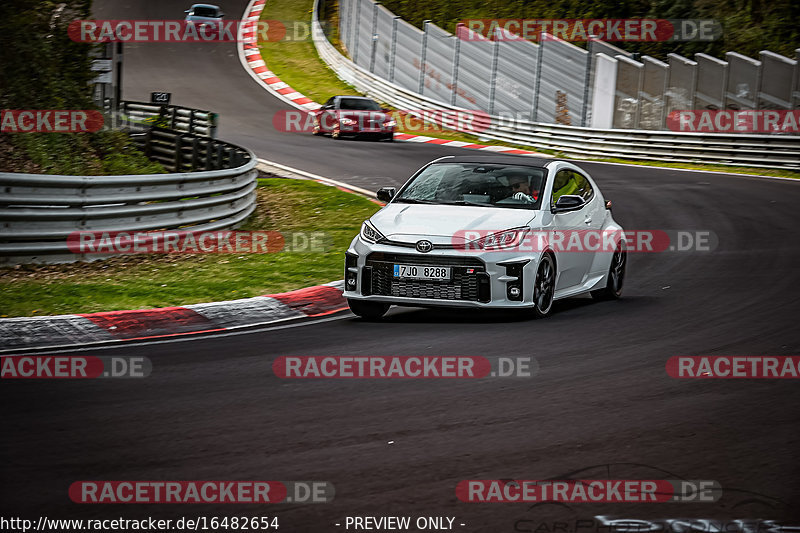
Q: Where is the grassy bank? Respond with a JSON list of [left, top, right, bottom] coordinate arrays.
[[0, 178, 380, 317]]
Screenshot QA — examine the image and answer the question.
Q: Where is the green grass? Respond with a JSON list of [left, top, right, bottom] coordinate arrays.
[[257, 1, 357, 102], [3, 131, 165, 175], [0, 179, 380, 317]]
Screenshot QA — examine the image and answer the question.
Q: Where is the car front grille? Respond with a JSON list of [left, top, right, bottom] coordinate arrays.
[[364, 253, 489, 302]]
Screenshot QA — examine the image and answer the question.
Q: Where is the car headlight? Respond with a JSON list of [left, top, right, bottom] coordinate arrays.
[[384, 120, 397, 127], [468, 227, 529, 250], [360, 220, 386, 243], [340, 118, 358, 126]]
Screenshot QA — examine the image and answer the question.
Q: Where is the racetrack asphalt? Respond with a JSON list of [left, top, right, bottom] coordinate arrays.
[[1, 0, 799, 528]]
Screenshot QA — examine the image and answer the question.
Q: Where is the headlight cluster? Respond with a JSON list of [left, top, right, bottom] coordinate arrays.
[[469, 227, 529, 250], [384, 120, 397, 127], [360, 221, 385, 243], [340, 118, 358, 126]]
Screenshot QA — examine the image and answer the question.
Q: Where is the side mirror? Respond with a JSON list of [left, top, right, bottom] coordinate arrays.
[[219, 12, 225, 17], [376, 187, 396, 202], [605, 199, 612, 211], [184, 9, 191, 13], [552, 195, 585, 213]]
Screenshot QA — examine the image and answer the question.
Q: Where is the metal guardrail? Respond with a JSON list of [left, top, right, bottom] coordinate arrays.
[[120, 101, 218, 137], [0, 129, 257, 264], [312, 0, 800, 170]]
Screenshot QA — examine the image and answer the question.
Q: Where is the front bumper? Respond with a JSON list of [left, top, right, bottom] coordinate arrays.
[[343, 238, 539, 309]]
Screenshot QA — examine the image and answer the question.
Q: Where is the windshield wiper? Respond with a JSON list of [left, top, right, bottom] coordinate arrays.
[[393, 198, 438, 204], [443, 200, 492, 207]]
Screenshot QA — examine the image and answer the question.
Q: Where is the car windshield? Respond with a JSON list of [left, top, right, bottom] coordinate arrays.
[[192, 6, 219, 17], [339, 98, 381, 110], [395, 163, 546, 209]]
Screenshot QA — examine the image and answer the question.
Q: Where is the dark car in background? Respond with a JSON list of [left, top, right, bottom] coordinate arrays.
[[311, 96, 395, 141]]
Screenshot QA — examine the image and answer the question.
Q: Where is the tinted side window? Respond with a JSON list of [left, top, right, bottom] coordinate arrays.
[[551, 170, 580, 207], [574, 172, 594, 202]]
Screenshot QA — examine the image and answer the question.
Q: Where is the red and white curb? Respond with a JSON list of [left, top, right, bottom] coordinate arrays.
[[0, 281, 347, 352], [237, 0, 547, 156]]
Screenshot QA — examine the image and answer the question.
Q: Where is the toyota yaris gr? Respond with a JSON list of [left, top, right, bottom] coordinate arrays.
[[344, 156, 627, 319]]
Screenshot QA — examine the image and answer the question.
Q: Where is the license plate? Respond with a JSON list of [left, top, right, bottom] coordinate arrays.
[[393, 264, 451, 281]]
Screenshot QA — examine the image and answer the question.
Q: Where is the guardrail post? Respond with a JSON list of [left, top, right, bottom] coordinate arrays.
[[144, 128, 153, 158], [190, 137, 201, 171], [216, 142, 225, 169], [174, 134, 184, 172], [418, 20, 431, 94], [205, 140, 214, 171], [189, 108, 196, 134], [170, 105, 177, 130], [209, 113, 218, 138]]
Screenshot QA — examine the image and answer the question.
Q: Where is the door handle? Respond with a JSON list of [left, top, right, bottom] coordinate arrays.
[[584, 216, 592, 225]]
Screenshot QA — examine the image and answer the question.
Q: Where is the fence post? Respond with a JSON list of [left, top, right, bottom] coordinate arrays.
[[450, 24, 463, 106], [189, 109, 196, 134], [487, 37, 500, 115], [352, 0, 362, 64], [531, 33, 545, 122], [418, 20, 431, 94], [369, 2, 379, 73], [388, 16, 399, 82], [581, 41, 593, 127]]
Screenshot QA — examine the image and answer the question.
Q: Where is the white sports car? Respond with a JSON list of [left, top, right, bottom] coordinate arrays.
[[344, 156, 626, 319]]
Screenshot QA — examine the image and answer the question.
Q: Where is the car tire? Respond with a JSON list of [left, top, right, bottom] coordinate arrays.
[[533, 253, 556, 318], [384, 134, 394, 142], [591, 244, 626, 301], [331, 124, 341, 139], [348, 299, 389, 320]]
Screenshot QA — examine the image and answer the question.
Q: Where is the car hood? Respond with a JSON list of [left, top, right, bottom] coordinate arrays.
[[370, 204, 536, 244]]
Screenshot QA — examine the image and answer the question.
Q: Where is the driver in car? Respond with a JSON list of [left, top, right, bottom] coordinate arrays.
[[507, 174, 537, 203]]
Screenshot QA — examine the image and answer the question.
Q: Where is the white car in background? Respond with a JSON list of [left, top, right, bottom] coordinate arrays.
[[184, 3, 224, 28], [344, 155, 627, 319]]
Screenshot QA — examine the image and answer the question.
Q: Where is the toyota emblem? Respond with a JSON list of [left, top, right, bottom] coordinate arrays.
[[416, 240, 433, 253]]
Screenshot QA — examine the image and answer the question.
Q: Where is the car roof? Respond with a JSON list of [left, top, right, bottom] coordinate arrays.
[[334, 95, 374, 100], [429, 155, 560, 169], [190, 3, 220, 9]]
